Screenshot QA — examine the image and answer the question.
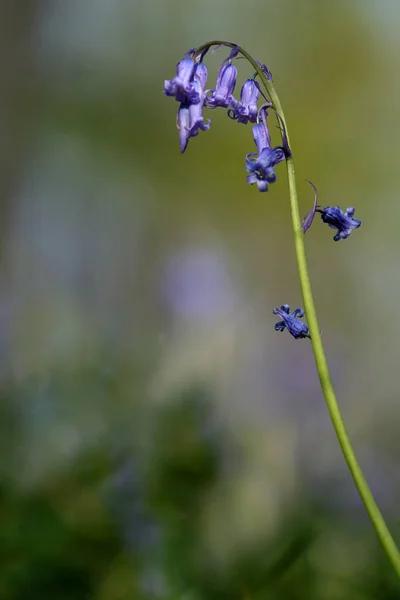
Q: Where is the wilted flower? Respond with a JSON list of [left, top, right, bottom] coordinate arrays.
[[316, 206, 361, 241], [273, 304, 310, 339], [229, 78, 260, 124], [245, 111, 285, 192], [205, 61, 239, 109]]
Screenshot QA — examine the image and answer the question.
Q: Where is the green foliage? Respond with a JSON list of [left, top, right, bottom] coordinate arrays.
[[0, 370, 399, 598]]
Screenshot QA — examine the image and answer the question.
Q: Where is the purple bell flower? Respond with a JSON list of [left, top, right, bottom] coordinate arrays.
[[187, 76, 211, 143], [205, 62, 239, 109], [316, 206, 361, 241], [164, 56, 200, 104], [273, 304, 310, 340], [229, 79, 260, 124], [245, 115, 285, 192], [175, 62, 210, 153]]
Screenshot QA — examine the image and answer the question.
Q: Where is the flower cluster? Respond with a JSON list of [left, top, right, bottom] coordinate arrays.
[[165, 43, 362, 341], [164, 48, 289, 191]]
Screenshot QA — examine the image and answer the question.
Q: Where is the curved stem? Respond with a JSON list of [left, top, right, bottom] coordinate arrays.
[[268, 87, 400, 577], [195, 40, 400, 576]]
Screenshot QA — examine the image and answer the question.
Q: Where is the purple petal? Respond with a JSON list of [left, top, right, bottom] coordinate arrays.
[[252, 122, 271, 154], [194, 62, 208, 91], [256, 179, 269, 192], [246, 173, 258, 185], [189, 78, 211, 137], [177, 103, 191, 153]]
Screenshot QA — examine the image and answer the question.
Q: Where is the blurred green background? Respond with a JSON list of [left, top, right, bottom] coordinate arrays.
[[1, 1, 400, 598]]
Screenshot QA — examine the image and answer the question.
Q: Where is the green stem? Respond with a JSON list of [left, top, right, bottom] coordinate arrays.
[[196, 40, 400, 576], [268, 88, 400, 578]]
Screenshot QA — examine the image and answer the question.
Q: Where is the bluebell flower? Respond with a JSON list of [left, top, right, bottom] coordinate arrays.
[[229, 78, 260, 124], [175, 62, 210, 153], [164, 55, 200, 104], [205, 61, 239, 109], [316, 206, 361, 241], [273, 304, 310, 340], [187, 73, 211, 140], [245, 114, 285, 192]]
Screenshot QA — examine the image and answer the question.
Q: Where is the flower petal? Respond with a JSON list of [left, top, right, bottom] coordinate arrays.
[[177, 103, 191, 153], [274, 321, 286, 332], [252, 122, 270, 154]]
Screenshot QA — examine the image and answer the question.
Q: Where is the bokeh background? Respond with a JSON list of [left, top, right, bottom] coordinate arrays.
[[1, 1, 400, 598]]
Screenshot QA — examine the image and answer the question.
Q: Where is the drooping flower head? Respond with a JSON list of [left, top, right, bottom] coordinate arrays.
[[316, 206, 361, 241], [245, 107, 285, 192], [273, 304, 310, 339]]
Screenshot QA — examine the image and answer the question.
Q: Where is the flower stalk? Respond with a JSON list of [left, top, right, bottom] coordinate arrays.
[[166, 40, 400, 576], [267, 80, 400, 578]]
